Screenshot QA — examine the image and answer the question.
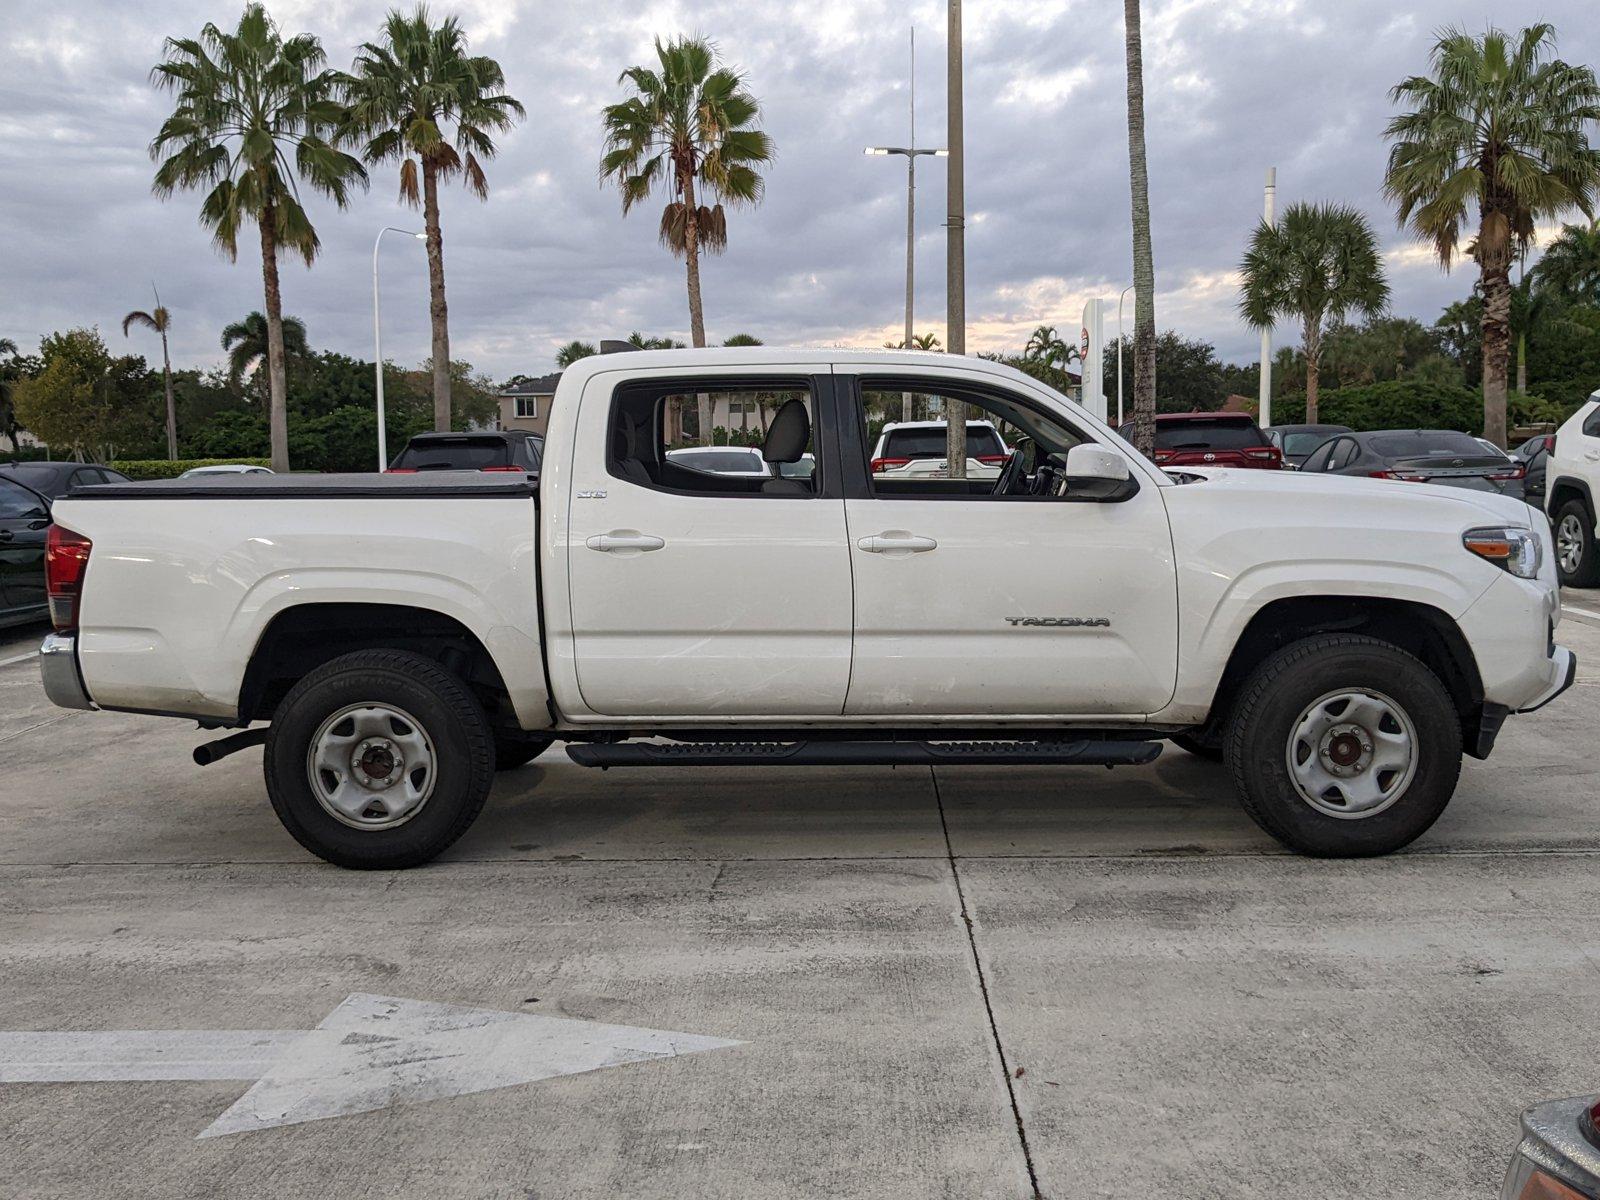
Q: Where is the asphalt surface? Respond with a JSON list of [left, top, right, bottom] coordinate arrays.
[[2, 599, 1599, 1198]]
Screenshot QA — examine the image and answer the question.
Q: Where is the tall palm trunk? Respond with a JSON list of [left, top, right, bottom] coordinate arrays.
[[159, 330, 177, 460], [259, 199, 290, 473], [422, 159, 452, 433], [1479, 230, 1512, 449], [1303, 315, 1322, 424], [679, 164, 712, 446], [1123, 0, 1157, 456]]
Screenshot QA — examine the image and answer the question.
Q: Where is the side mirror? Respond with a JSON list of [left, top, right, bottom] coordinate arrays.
[[1063, 444, 1136, 500]]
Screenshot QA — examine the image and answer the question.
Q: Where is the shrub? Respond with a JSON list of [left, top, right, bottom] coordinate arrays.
[[1271, 380, 1481, 433], [110, 457, 273, 481]]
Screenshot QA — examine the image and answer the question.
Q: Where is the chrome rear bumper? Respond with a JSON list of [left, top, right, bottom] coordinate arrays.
[[39, 633, 93, 711]]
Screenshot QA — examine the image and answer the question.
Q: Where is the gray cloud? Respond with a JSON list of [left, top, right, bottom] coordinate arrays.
[[1, 0, 1595, 378]]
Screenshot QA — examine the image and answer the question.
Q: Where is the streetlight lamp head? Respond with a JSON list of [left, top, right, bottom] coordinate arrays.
[[932, 149, 950, 157], [865, 147, 891, 156]]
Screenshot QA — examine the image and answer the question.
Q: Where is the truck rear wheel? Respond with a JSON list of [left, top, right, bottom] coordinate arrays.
[[1225, 635, 1461, 857], [1554, 498, 1600, 587], [264, 650, 494, 869]]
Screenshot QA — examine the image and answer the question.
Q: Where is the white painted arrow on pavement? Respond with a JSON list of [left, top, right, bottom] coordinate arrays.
[[0, 993, 744, 1138]]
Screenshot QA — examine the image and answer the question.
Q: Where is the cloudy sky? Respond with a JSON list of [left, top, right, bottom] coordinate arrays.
[[2, 0, 1596, 380]]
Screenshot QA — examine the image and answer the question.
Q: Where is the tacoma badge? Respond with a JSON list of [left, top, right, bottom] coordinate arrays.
[[1005, 617, 1111, 628]]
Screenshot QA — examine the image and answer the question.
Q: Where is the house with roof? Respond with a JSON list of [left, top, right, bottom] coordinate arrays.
[[496, 373, 561, 437]]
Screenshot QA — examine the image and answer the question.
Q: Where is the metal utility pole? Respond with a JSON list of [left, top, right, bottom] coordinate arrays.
[[1258, 167, 1276, 427], [372, 226, 426, 471], [944, 0, 967, 479], [866, 29, 947, 421]]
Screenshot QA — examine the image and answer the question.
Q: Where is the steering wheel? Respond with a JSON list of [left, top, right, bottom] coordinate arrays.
[[991, 447, 1028, 496]]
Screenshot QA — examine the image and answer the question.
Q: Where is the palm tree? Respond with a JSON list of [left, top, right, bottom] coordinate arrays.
[[601, 36, 774, 442], [122, 291, 177, 459], [625, 331, 686, 349], [1383, 24, 1600, 447], [149, 4, 365, 472], [722, 333, 763, 347], [555, 340, 598, 367], [222, 311, 309, 390], [1239, 203, 1389, 423], [1532, 220, 1600, 305], [341, 7, 524, 434], [1122, 0, 1158, 456], [1024, 325, 1080, 372]]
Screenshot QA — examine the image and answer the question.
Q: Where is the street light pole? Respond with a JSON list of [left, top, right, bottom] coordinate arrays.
[[945, 0, 967, 478], [866, 29, 947, 420], [1258, 167, 1276, 428], [372, 226, 425, 472], [1116, 284, 1134, 426]]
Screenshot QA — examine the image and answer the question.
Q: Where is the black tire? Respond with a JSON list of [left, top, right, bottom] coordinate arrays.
[[1169, 732, 1224, 762], [1225, 635, 1461, 857], [1554, 498, 1600, 587], [494, 731, 555, 771], [264, 649, 494, 869]]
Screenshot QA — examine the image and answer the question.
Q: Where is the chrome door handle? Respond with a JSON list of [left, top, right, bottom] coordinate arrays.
[[586, 533, 665, 553], [857, 532, 937, 554]]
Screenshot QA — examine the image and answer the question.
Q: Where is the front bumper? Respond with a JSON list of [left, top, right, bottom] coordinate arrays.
[[1519, 646, 1578, 714], [1501, 1095, 1600, 1198], [39, 633, 93, 711]]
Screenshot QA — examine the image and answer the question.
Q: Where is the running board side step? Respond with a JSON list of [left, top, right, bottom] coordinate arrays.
[[566, 739, 1162, 769]]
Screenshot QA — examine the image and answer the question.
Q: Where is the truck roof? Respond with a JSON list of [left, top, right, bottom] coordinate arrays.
[[552, 346, 1061, 392]]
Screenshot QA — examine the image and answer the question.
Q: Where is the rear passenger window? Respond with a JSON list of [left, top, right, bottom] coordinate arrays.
[[1583, 406, 1600, 438], [608, 377, 820, 496]]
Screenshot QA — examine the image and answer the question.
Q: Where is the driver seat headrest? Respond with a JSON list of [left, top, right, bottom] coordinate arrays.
[[762, 399, 810, 464]]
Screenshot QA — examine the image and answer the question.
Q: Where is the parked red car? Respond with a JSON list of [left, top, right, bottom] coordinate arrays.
[[1117, 412, 1284, 470]]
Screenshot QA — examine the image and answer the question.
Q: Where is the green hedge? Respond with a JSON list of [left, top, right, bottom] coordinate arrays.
[[110, 457, 273, 481], [1272, 381, 1481, 433]]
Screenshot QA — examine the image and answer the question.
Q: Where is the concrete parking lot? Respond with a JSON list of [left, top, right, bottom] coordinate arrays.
[[3, 600, 1600, 1198]]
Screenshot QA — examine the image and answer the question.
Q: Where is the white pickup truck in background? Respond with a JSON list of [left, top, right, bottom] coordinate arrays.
[[38, 348, 1575, 869]]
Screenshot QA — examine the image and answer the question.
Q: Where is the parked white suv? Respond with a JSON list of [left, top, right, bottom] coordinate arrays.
[[1545, 392, 1600, 586], [869, 419, 1009, 481]]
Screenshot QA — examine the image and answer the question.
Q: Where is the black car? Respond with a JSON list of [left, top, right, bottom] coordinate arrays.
[[387, 431, 543, 474], [1298, 428, 1527, 499], [1264, 423, 1353, 469], [0, 461, 132, 499], [0, 474, 51, 628], [1512, 432, 1555, 511]]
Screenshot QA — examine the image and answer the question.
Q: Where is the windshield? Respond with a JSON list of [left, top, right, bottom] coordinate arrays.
[[394, 439, 510, 470], [1282, 432, 1332, 456], [882, 426, 1007, 459], [1369, 432, 1490, 458], [670, 449, 766, 474], [1152, 420, 1267, 451]]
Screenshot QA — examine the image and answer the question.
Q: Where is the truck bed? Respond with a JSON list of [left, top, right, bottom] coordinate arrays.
[[71, 471, 537, 501]]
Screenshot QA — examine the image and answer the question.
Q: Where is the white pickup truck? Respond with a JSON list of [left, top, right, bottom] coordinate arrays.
[[38, 348, 1575, 868]]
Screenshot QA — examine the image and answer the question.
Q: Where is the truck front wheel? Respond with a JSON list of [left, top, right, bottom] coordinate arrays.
[[1225, 635, 1461, 857], [264, 650, 495, 869]]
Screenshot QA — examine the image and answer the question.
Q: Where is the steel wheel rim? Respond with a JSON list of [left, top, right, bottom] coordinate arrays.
[[1557, 514, 1585, 575], [1285, 689, 1418, 820], [306, 702, 436, 831]]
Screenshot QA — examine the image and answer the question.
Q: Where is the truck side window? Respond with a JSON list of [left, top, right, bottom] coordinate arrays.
[[607, 377, 820, 497], [856, 378, 1086, 498]]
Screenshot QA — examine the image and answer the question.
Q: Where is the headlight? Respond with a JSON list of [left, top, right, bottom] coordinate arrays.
[[1463, 526, 1542, 579]]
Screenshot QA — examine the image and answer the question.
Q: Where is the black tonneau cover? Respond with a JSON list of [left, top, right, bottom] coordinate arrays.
[[68, 470, 538, 501]]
